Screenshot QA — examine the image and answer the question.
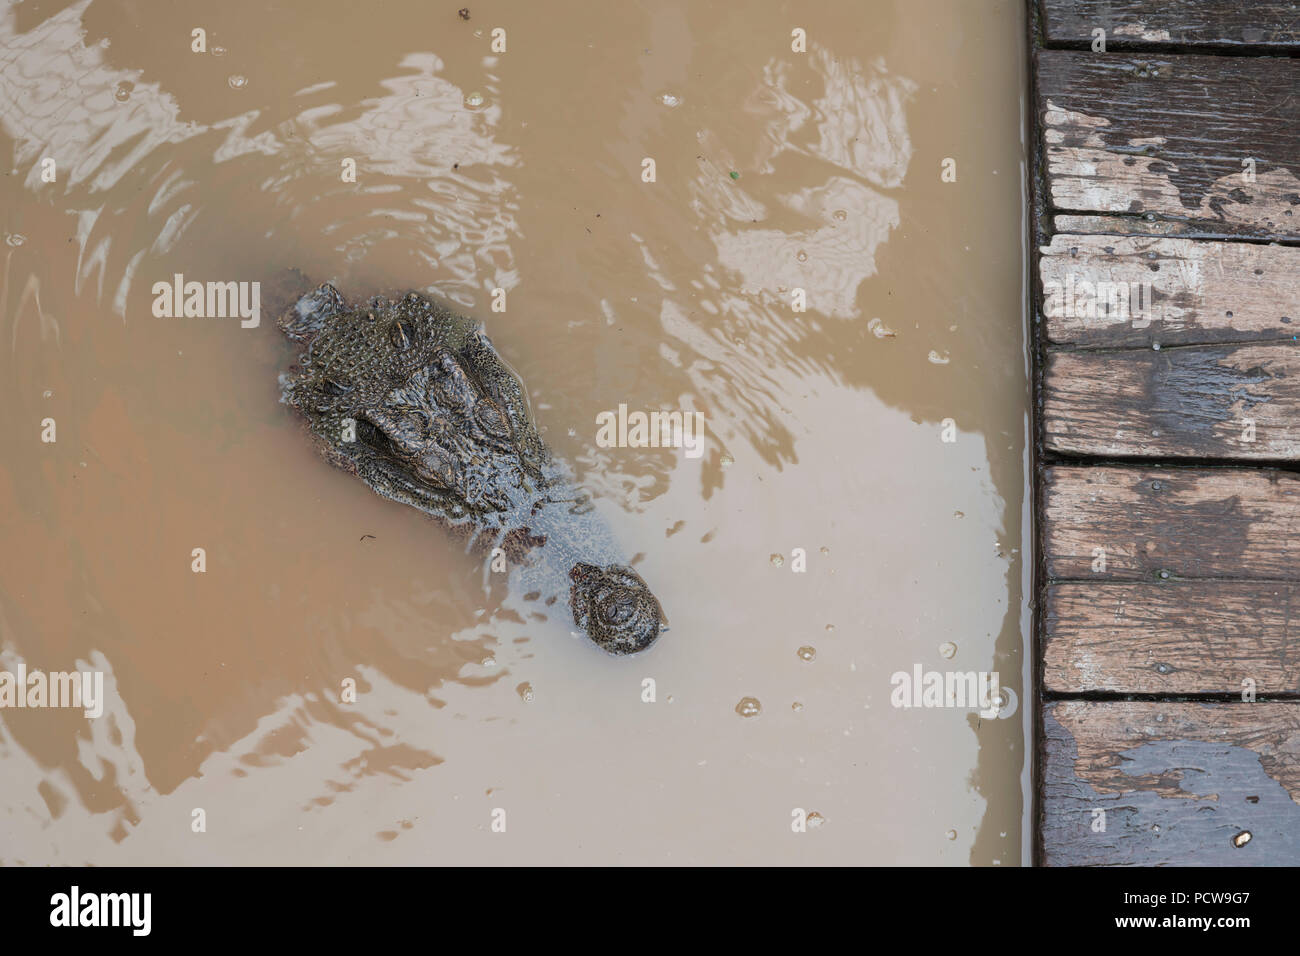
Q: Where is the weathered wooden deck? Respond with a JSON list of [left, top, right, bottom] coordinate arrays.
[[1029, 0, 1300, 865]]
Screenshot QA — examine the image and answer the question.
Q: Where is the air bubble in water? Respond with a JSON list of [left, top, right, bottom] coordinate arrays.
[[228, 75, 248, 90], [928, 350, 950, 365], [735, 697, 761, 717], [807, 812, 826, 828], [659, 92, 681, 107], [720, 453, 734, 469], [113, 81, 133, 102], [868, 317, 896, 338], [939, 642, 957, 660], [465, 91, 485, 108], [769, 553, 783, 567], [797, 646, 816, 662], [516, 682, 534, 702]]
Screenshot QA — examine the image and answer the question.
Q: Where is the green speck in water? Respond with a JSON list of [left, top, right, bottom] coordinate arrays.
[[729, 170, 739, 180]]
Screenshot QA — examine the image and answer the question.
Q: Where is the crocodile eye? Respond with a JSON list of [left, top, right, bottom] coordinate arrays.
[[322, 378, 351, 397], [474, 400, 511, 438], [390, 321, 412, 350]]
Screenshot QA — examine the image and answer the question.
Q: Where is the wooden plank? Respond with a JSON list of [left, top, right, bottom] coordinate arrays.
[[1041, 234, 1300, 347], [1037, 50, 1300, 240], [1053, 213, 1204, 238], [1044, 582, 1300, 694], [1043, 465, 1300, 580], [1040, 0, 1300, 50], [1042, 700, 1300, 866], [1044, 344, 1300, 459]]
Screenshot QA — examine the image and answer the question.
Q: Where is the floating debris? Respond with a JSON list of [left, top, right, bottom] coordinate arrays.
[[769, 553, 784, 567], [868, 317, 897, 338], [735, 697, 762, 717], [516, 682, 534, 702], [797, 646, 817, 662], [928, 350, 950, 365], [720, 453, 734, 469], [807, 812, 826, 829], [1233, 830, 1252, 848]]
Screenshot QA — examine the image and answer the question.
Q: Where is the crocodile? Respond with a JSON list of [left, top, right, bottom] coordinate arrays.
[[278, 284, 667, 655]]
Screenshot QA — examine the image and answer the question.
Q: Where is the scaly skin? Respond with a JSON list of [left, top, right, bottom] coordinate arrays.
[[279, 284, 667, 655]]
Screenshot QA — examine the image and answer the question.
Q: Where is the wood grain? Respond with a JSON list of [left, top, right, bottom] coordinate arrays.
[[1044, 345, 1300, 459], [1040, 234, 1300, 347], [1044, 582, 1300, 694], [1042, 700, 1300, 866], [1043, 465, 1300, 580], [1040, 0, 1300, 50], [1053, 214, 1205, 239], [1036, 50, 1300, 240]]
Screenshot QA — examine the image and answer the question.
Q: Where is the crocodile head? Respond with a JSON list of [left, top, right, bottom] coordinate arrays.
[[280, 286, 542, 521], [280, 284, 669, 655]]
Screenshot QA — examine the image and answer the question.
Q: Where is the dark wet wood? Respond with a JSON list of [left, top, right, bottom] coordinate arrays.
[[1044, 582, 1300, 694], [1036, 49, 1300, 241], [1043, 345, 1300, 459], [1042, 700, 1300, 866], [1043, 465, 1300, 581], [1040, 0, 1300, 50]]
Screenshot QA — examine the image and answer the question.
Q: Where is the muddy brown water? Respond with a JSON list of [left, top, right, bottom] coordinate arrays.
[[0, 0, 1029, 864]]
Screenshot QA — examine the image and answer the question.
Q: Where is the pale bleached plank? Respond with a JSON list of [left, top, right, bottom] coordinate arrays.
[[1041, 234, 1300, 347], [1044, 345, 1300, 459], [1044, 582, 1300, 694]]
